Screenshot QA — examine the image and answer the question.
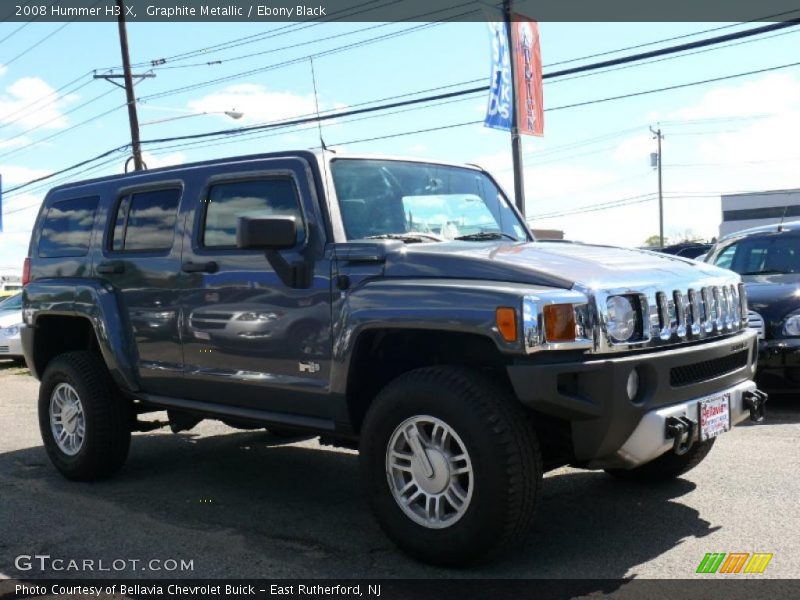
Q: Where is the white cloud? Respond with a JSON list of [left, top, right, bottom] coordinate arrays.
[[0, 163, 50, 184], [669, 73, 800, 122], [612, 133, 656, 165], [137, 151, 186, 171], [0, 136, 30, 150], [187, 84, 320, 125], [0, 77, 73, 129]]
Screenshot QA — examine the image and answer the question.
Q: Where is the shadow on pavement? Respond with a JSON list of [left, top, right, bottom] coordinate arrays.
[[0, 427, 721, 583]]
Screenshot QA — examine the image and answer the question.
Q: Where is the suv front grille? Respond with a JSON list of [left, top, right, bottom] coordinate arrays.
[[670, 350, 749, 387], [747, 310, 765, 340]]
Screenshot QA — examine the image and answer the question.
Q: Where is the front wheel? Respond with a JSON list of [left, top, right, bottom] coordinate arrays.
[[605, 438, 716, 483], [359, 367, 542, 566]]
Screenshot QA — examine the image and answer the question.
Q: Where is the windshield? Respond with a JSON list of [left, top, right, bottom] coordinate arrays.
[[330, 159, 527, 241], [713, 234, 800, 275], [0, 293, 22, 310]]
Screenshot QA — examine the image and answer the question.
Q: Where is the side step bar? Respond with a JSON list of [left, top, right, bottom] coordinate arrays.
[[137, 394, 336, 432]]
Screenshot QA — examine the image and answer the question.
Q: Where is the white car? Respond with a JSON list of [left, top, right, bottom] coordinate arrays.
[[0, 293, 25, 360]]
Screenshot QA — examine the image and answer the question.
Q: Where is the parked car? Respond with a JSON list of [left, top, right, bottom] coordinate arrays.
[[655, 242, 713, 260], [22, 151, 765, 565], [705, 220, 800, 392], [0, 293, 25, 360]]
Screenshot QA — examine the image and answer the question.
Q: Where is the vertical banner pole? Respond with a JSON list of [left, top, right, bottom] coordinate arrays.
[[503, 0, 526, 217]]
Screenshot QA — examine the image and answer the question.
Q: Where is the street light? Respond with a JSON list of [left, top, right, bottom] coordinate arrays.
[[141, 109, 244, 126]]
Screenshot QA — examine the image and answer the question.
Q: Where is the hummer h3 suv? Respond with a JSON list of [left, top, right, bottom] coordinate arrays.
[[21, 151, 767, 565]]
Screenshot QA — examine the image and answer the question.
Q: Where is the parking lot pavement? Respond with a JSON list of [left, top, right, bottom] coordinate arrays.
[[1, 359, 798, 582]]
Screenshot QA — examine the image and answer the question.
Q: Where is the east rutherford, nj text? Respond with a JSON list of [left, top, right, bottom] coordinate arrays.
[[271, 584, 380, 596]]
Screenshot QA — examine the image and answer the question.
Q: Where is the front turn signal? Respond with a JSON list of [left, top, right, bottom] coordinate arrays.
[[496, 307, 518, 342]]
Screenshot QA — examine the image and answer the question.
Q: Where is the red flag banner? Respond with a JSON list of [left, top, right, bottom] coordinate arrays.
[[510, 16, 544, 137]]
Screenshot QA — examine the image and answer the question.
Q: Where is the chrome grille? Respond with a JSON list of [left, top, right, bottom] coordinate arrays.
[[596, 281, 748, 352], [747, 310, 765, 340]]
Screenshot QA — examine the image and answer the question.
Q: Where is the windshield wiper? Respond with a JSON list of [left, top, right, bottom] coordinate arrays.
[[454, 232, 517, 241], [739, 269, 792, 275], [363, 233, 443, 243]]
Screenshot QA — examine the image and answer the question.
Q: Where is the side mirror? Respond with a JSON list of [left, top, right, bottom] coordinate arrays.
[[237, 215, 297, 250]]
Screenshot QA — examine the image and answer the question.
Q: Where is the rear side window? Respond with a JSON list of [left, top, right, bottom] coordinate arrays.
[[202, 178, 304, 248], [38, 196, 99, 258], [111, 188, 181, 252]]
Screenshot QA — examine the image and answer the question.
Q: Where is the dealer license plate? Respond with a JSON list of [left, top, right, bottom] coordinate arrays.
[[698, 393, 731, 441]]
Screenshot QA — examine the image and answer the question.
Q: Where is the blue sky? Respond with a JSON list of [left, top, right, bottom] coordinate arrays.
[[2, 17, 800, 269]]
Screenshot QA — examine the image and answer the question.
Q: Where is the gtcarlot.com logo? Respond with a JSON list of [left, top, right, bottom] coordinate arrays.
[[697, 552, 773, 574]]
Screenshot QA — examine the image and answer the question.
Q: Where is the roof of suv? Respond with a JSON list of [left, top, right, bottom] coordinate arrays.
[[719, 219, 800, 242], [45, 150, 485, 195]]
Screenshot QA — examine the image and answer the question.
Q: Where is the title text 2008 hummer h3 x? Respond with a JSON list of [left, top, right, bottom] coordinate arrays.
[[21, 151, 767, 565]]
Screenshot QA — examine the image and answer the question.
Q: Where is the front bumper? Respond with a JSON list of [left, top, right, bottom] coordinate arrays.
[[755, 338, 800, 390], [609, 380, 760, 468], [507, 330, 760, 466], [0, 333, 23, 358]]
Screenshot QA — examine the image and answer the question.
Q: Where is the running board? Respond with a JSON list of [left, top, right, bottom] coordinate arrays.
[[137, 394, 336, 432]]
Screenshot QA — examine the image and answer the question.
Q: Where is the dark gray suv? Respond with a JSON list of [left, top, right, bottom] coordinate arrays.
[[21, 151, 766, 565]]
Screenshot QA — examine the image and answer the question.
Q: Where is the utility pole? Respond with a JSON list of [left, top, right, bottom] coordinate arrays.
[[650, 126, 664, 246], [94, 0, 154, 171], [503, 0, 526, 217]]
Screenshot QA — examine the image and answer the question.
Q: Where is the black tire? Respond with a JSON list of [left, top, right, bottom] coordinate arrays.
[[359, 367, 542, 566], [38, 351, 131, 481], [605, 438, 716, 483]]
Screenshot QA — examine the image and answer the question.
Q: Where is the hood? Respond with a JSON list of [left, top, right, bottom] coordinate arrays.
[[382, 241, 733, 290], [0, 310, 22, 328], [742, 274, 800, 327]]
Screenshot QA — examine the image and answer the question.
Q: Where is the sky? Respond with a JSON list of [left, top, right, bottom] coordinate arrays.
[[1, 14, 800, 270]]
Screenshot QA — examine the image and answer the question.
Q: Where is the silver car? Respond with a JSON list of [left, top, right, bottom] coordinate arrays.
[[0, 293, 25, 359]]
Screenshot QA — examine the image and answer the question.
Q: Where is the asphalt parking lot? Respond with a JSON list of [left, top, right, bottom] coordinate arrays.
[[1, 359, 798, 581]]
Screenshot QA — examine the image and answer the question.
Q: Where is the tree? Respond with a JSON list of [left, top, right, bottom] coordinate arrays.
[[643, 235, 662, 247]]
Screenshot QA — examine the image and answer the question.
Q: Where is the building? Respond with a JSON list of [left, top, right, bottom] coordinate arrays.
[[720, 188, 800, 238], [531, 228, 564, 240]]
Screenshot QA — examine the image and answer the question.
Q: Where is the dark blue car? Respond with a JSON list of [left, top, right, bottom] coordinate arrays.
[[706, 221, 800, 393]]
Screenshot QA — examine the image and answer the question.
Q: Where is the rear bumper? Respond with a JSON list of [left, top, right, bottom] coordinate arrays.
[[507, 330, 759, 464]]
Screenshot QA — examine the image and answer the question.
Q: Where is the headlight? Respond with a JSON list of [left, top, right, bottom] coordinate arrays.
[[606, 295, 637, 342], [236, 312, 279, 322], [783, 312, 800, 336], [1, 324, 22, 337]]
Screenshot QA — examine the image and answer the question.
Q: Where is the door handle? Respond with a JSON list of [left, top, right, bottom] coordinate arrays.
[[96, 260, 125, 274], [181, 260, 218, 274]]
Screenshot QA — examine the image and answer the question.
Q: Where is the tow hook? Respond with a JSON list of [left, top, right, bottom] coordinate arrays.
[[665, 416, 696, 456], [743, 389, 768, 423]]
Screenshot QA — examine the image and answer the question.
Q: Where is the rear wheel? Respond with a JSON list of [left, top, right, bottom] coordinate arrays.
[[38, 351, 131, 481], [360, 367, 542, 566], [605, 438, 716, 483]]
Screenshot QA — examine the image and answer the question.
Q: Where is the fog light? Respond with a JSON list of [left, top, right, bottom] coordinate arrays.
[[626, 368, 640, 401]]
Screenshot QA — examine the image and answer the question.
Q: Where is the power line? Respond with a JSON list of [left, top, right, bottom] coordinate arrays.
[[122, 0, 409, 69], [0, 21, 33, 47], [0, 87, 119, 151], [547, 58, 800, 113], [0, 99, 125, 161], [545, 27, 800, 87], [543, 7, 800, 69], [10, 24, 800, 196], [150, 2, 478, 72], [2, 21, 73, 68], [138, 16, 477, 103]]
